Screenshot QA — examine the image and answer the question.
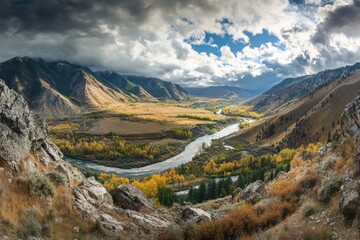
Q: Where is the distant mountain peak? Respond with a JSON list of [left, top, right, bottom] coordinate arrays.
[[0, 57, 191, 117]]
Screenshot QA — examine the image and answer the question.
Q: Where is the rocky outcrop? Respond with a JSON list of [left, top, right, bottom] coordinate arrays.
[[339, 172, 360, 221], [0, 79, 62, 169], [339, 93, 360, 224], [231, 187, 242, 201], [73, 177, 124, 235], [120, 209, 171, 228], [182, 207, 211, 223], [112, 185, 156, 212], [342, 94, 360, 173], [239, 180, 267, 204], [0, 79, 46, 167], [73, 177, 113, 215]]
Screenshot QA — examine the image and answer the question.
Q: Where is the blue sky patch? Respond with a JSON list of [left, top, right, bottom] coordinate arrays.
[[189, 29, 281, 57]]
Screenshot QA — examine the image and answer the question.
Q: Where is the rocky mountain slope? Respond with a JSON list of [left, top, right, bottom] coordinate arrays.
[[185, 86, 255, 100], [228, 67, 360, 148], [124, 75, 190, 101], [0, 57, 190, 117], [248, 62, 360, 113]]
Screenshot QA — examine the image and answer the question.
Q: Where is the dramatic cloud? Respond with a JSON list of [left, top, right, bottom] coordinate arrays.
[[0, 0, 359, 90], [313, 0, 360, 43]]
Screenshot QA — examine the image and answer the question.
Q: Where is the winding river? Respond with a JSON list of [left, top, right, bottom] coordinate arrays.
[[64, 123, 240, 178]]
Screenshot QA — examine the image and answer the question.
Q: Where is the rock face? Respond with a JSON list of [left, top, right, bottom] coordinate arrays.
[[231, 187, 242, 201], [0, 79, 62, 169], [339, 172, 360, 221], [121, 209, 171, 228], [73, 177, 113, 215], [112, 185, 156, 212], [182, 207, 211, 223], [239, 180, 267, 204], [343, 94, 360, 173], [73, 177, 124, 235], [340, 94, 360, 223]]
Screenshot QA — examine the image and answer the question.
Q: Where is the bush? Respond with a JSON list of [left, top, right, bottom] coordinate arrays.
[[301, 203, 318, 218], [18, 217, 42, 237], [318, 175, 341, 203], [158, 225, 182, 240], [48, 171, 67, 186], [321, 156, 337, 171], [17, 173, 55, 197], [298, 174, 320, 190], [42, 222, 53, 237], [302, 227, 333, 240], [187, 202, 297, 239]]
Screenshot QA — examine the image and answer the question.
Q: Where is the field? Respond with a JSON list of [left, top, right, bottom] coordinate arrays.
[[48, 100, 235, 168]]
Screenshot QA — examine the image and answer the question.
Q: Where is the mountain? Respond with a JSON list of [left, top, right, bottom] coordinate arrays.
[[124, 75, 191, 101], [227, 65, 360, 148], [185, 86, 255, 100], [248, 62, 360, 113], [96, 71, 157, 101], [0, 57, 190, 117]]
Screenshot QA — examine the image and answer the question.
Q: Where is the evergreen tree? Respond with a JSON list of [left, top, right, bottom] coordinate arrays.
[[220, 187, 227, 197], [269, 170, 274, 181], [197, 182, 207, 203], [224, 177, 232, 194], [188, 186, 195, 203], [285, 162, 291, 172], [157, 186, 177, 207], [207, 179, 217, 200]]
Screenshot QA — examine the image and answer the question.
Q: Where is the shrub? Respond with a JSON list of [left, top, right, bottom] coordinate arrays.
[[17, 173, 55, 197], [301, 203, 318, 218], [318, 175, 341, 203], [190, 202, 297, 239], [298, 174, 320, 190], [42, 222, 53, 237], [302, 227, 333, 240], [18, 216, 42, 237], [158, 225, 182, 240], [321, 156, 337, 171], [48, 171, 67, 186]]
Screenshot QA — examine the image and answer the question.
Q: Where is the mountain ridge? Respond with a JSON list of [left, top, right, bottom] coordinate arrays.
[[186, 85, 255, 100], [0, 57, 190, 117], [248, 62, 360, 113]]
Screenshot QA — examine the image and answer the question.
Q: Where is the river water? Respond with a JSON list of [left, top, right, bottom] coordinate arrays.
[[64, 123, 240, 178]]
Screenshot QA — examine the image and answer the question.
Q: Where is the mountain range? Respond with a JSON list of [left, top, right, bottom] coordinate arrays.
[[185, 86, 255, 100], [247, 62, 360, 113], [229, 61, 360, 148], [0, 57, 190, 117]]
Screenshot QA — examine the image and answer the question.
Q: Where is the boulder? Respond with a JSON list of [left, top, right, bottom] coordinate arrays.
[[239, 180, 267, 204], [73, 177, 113, 216], [121, 209, 171, 229], [231, 187, 242, 201], [182, 207, 211, 223], [339, 172, 360, 220], [97, 213, 124, 236], [112, 185, 156, 212], [53, 161, 84, 186]]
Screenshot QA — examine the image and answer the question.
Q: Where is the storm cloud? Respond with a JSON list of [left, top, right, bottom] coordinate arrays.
[[0, 0, 359, 90], [313, 0, 360, 44]]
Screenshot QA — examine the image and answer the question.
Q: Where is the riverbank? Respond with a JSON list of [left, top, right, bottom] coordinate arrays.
[[60, 118, 238, 169], [64, 123, 241, 178]]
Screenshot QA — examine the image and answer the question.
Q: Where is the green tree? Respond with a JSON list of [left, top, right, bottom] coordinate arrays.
[[157, 186, 177, 207]]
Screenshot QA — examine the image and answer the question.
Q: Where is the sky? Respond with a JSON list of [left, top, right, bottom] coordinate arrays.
[[1, 0, 360, 91]]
